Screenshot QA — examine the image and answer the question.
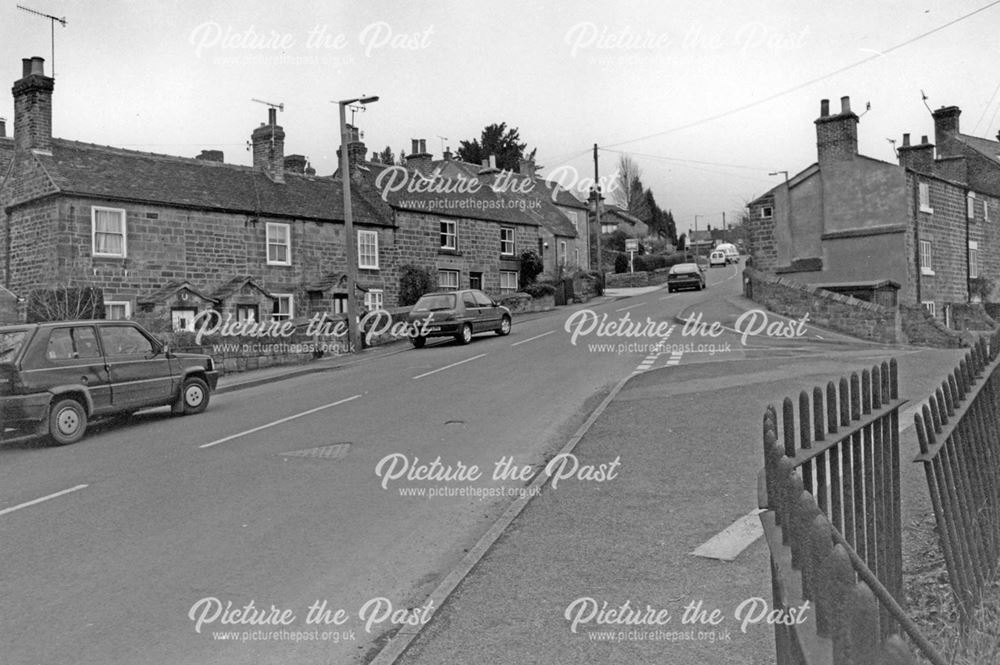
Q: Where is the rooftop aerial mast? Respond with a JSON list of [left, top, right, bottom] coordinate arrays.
[[16, 4, 67, 79]]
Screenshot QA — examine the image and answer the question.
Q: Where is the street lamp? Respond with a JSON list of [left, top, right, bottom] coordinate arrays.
[[338, 95, 379, 354]]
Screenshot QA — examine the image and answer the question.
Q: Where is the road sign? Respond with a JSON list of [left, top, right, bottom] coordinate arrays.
[[625, 238, 638, 252]]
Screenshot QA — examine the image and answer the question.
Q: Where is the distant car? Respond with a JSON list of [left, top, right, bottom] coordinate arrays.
[[709, 250, 728, 267], [0, 320, 219, 445], [716, 243, 740, 264], [666, 263, 706, 293], [407, 289, 512, 347]]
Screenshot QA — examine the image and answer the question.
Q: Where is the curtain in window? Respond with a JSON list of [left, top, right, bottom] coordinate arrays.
[[95, 210, 124, 255]]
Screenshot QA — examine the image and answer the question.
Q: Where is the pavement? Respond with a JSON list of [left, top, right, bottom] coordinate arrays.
[[371, 287, 966, 665], [205, 284, 967, 665]]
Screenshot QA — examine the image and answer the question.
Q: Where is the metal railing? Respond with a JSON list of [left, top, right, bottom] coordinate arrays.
[[760, 360, 946, 665], [913, 330, 1000, 623]]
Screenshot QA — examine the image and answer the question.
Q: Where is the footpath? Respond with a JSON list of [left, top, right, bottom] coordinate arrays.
[[368, 290, 967, 665]]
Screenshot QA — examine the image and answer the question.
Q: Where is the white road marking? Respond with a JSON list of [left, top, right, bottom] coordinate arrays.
[[691, 509, 765, 561], [615, 302, 645, 312], [659, 294, 674, 300], [511, 330, 554, 347], [412, 353, 487, 380], [665, 350, 683, 366], [0, 484, 89, 518], [199, 394, 362, 449]]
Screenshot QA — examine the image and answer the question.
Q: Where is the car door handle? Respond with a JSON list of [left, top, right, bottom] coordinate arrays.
[[81, 376, 89, 385]]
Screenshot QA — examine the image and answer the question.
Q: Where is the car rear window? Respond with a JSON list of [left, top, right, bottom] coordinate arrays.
[[412, 294, 457, 312], [0, 331, 27, 362], [670, 264, 699, 274]]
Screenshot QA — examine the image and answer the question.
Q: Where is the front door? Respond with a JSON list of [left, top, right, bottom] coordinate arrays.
[[98, 324, 174, 410], [469, 272, 482, 290]]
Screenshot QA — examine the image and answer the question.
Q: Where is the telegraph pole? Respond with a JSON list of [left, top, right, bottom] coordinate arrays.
[[593, 143, 602, 283]]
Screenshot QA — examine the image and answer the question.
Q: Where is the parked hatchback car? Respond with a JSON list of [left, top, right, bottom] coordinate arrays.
[[0, 320, 219, 445], [407, 289, 512, 347], [666, 263, 706, 293]]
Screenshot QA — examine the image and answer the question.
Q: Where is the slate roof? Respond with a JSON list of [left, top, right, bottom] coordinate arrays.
[[211, 275, 275, 300], [16, 139, 392, 226], [137, 280, 220, 306], [957, 134, 1000, 164], [600, 203, 644, 226]]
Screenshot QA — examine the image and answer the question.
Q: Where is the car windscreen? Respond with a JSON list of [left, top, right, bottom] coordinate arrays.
[[412, 294, 457, 312], [0, 331, 27, 362]]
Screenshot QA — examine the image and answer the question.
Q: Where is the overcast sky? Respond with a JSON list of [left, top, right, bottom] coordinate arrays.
[[2, 0, 999, 237]]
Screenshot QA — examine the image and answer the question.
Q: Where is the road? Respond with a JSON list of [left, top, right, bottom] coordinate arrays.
[[0, 262, 903, 665]]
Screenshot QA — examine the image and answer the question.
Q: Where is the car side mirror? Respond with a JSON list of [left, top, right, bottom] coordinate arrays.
[[491, 301, 499, 307], [162, 343, 171, 357]]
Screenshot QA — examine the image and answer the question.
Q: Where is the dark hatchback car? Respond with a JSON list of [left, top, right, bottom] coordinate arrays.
[[0, 320, 219, 445], [666, 262, 706, 293], [407, 289, 512, 347]]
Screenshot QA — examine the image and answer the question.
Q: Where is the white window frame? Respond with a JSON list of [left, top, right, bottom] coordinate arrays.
[[559, 240, 567, 266], [500, 227, 515, 256], [92, 206, 127, 258], [440, 219, 457, 250], [969, 241, 979, 279], [499, 271, 518, 294], [438, 269, 459, 290], [171, 308, 198, 331], [358, 230, 379, 269], [919, 183, 933, 214], [761, 206, 773, 219], [272, 293, 294, 321], [922, 301, 936, 317], [985, 199, 991, 222], [920, 240, 934, 275], [363, 289, 383, 311], [967, 192, 976, 219], [104, 301, 131, 320], [266, 222, 291, 266]]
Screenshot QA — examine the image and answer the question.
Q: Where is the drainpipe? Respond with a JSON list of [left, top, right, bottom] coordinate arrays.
[[912, 175, 921, 305], [965, 189, 971, 304]]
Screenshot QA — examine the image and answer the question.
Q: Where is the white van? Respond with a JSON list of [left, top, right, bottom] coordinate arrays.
[[716, 243, 739, 264]]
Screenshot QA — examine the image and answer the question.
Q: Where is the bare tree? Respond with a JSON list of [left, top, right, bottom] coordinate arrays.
[[613, 153, 642, 209]]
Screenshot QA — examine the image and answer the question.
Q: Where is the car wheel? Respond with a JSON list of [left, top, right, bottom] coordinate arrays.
[[410, 335, 426, 348], [667, 286, 674, 293], [49, 398, 87, 446], [176, 376, 210, 415], [496, 315, 511, 336], [456, 323, 473, 345]]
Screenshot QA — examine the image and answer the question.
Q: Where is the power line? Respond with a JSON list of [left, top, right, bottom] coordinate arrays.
[[600, 148, 774, 172], [971, 79, 1000, 135], [601, 0, 1000, 151]]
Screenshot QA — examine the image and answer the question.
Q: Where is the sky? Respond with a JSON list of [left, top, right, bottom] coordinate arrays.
[[2, 0, 999, 238]]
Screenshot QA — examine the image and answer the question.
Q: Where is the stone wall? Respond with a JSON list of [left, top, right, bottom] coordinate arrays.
[[948, 302, 997, 332], [898, 304, 966, 348]]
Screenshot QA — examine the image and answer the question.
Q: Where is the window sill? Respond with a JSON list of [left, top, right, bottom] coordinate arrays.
[[921, 268, 935, 276], [92, 254, 127, 261], [919, 207, 934, 214], [438, 249, 462, 256], [266, 261, 292, 267]]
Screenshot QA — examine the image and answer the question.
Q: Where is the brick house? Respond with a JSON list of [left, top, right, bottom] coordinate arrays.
[[595, 202, 649, 239], [745, 95, 1000, 322]]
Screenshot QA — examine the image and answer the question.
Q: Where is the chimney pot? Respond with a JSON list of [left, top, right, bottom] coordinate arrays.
[[411, 139, 419, 154], [921, 135, 928, 145], [268, 107, 277, 127], [30, 57, 45, 76], [21, 58, 31, 78], [840, 96, 850, 114], [0, 118, 5, 138], [482, 159, 489, 168], [902, 133, 910, 147], [820, 99, 830, 117], [419, 138, 427, 154], [489, 155, 496, 169]]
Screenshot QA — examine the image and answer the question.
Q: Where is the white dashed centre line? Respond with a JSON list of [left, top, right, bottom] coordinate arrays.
[[199, 394, 362, 449], [615, 302, 645, 312], [0, 484, 89, 518], [511, 330, 554, 347], [412, 353, 487, 380], [691, 509, 765, 561]]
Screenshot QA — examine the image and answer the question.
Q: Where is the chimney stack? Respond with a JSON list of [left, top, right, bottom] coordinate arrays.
[[283, 154, 307, 173], [12, 56, 54, 153], [404, 137, 432, 171], [478, 154, 500, 175], [340, 123, 367, 170], [815, 94, 858, 165], [932, 105, 961, 159], [250, 108, 285, 183], [0, 118, 6, 138], [897, 133, 935, 173], [196, 149, 224, 162]]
